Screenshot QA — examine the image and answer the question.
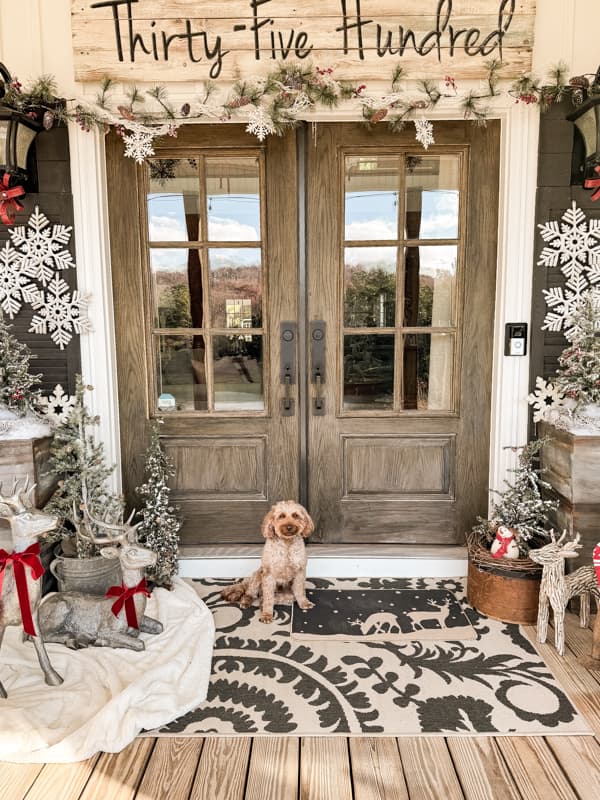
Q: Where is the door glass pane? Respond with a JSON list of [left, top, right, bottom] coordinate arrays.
[[345, 155, 399, 240], [213, 334, 264, 411], [156, 335, 207, 411], [151, 248, 204, 328], [405, 155, 460, 240], [343, 334, 394, 410], [404, 246, 457, 327], [206, 157, 261, 241], [147, 158, 200, 242], [403, 333, 454, 411], [209, 248, 262, 328], [344, 247, 396, 327]]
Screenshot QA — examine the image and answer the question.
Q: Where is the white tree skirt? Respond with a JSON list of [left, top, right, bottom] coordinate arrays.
[[0, 578, 214, 763]]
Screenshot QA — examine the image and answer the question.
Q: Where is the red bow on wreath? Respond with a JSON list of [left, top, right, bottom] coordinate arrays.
[[0, 542, 44, 637], [585, 165, 600, 202], [106, 578, 151, 629], [0, 172, 25, 225]]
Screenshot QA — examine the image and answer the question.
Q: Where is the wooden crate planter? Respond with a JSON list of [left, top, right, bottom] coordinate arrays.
[[0, 436, 57, 507], [540, 422, 600, 569]]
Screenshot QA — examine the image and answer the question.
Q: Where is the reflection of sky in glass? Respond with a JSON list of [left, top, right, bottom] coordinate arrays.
[[345, 191, 459, 241], [345, 246, 396, 269], [208, 195, 260, 240], [150, 247, 191, 271], [148, 194, 189, 242], [209, 247, 261, 268], [345, 191, 398, 240]]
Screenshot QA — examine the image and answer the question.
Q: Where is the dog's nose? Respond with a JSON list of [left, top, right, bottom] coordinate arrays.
[[286, 524, 295, 532]]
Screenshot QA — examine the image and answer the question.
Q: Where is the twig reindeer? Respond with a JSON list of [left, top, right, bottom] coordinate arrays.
[[38, 507, 163, 651], [529, 531, 600, 656], [0, 477, 63, 698]]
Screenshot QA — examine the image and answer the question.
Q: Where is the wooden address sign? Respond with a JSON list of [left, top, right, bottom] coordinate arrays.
[[72, 0, 535, 82]]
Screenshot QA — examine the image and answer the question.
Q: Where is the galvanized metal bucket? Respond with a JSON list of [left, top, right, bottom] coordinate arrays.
[[49, 551, 121, 595]]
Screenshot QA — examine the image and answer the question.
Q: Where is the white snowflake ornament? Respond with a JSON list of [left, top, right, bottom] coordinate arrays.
[[29, 274, 91, 350], [527, 376, 567, 423], [9, 207, 74, 286], [414, 119, 435, 149], [0, 241, 41, 319], [42, 384, 75, 423], [123, 128, 156, 164], [246, 105, 276, 142]]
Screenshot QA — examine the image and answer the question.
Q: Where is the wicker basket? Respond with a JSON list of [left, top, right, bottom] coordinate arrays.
[[466, 534, 542, 625]]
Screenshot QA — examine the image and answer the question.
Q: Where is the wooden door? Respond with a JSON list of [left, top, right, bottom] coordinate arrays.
[[107, 126, 299, 544], [306, 122, 500, 544]]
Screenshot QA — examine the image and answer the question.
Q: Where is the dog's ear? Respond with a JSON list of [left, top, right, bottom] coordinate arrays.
[[261, 507, 277, 539], [299, 506, 315, 538]]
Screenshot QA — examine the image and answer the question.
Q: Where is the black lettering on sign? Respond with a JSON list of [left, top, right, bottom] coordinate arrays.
[[87, 0, 518, 76]]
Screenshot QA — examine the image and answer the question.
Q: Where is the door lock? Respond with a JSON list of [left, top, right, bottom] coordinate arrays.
[[310, 320, 326, 415], [280, 322, 297, 416]]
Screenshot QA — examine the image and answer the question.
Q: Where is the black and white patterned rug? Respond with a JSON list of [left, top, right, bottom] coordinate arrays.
[[290, 588, 475, 641], [152, 578, 591, 737]]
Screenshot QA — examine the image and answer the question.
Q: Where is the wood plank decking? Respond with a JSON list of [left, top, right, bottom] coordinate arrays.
[[3, 618, 600, 800]]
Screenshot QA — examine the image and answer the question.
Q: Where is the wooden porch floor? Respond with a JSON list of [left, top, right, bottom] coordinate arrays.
[[3, 616, 600, 800]]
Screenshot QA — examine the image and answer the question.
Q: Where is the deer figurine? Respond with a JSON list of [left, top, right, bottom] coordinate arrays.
[[0, 477, 63, 698], [529, 531, 600, 656], [38, 508, 163, 651]]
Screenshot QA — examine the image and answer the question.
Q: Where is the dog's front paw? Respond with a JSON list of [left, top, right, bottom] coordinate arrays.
[[298, 599, 314, 611], [259, 612, 273, 624], [239, 594, 254, 608]]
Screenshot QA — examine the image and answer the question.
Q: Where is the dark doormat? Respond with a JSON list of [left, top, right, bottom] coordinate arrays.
[[291, 588, 476, 641]]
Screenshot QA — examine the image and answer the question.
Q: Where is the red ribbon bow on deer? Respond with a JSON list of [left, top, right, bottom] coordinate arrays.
[[585, 166, 600, 202], [106, 578, 151, 629], [0, 542, 44, 636], [593, 543, 600, 586], [0, 173, 25, 225]]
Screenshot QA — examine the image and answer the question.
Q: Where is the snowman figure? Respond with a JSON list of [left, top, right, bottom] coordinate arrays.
[[490, 525, 520, 559], [593, 542, 600, 586]]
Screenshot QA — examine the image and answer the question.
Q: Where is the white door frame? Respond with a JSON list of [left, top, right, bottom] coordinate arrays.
[[69, 98, 540, 499]]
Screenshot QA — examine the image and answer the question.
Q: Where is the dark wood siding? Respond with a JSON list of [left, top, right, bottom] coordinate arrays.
[[0, 127, 80, 395], [530, 100, 600, 413]]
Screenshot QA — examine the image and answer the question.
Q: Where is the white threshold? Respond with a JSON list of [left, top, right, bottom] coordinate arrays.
[[178, 544, 468, 579]]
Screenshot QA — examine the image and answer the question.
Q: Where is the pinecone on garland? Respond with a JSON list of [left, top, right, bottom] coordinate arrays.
[[471, 439, 558, 557], [0, 317, 42, 415], [136, 422, 181, 589]]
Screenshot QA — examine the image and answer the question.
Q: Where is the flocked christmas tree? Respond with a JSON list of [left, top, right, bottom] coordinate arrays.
[[136, 421, 181, 588], [47, 376, 123, 557], [554, 294, 600, 408], [0, 317, 42, 415], [472, 439, 559, 556]]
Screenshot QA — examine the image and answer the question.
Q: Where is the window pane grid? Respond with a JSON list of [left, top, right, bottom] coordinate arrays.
[[342, 151, 463, 413], [146, 152, 266, 414]]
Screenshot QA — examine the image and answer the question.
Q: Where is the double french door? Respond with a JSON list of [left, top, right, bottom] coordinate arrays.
[[107, 120, 500, 546]]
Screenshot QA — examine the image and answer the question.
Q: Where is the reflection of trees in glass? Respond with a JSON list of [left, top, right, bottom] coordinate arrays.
[[159, 284, 192, 328], [344, 335, 394, 386], [345, 266, 395, 327]]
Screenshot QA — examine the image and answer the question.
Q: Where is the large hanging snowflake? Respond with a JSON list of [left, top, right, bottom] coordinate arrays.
[[538, 202, 600, 335], [414, 119, 435, 149], [123, 128, 156, 164], [246, 106, 276, 142], [0, 241, 41, 318], [30, 275, 91, 350], [9, 206, 74, 286], [41, 383, 75, 423]]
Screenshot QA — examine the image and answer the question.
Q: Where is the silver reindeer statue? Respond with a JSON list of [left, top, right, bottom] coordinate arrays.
[[38, 507, 163, 650], [529, 530, 600, 656], [0, 477, 63, 698]]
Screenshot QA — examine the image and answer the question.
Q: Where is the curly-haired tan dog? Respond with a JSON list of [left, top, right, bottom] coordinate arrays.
[[221, 501, 314, 623]]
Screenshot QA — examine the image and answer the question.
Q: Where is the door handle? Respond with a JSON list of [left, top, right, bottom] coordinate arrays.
[[310, 320, 326, 416], [280, 322, 297, 416]]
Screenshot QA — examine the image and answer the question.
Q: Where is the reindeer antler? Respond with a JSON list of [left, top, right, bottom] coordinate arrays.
[[84, 506, 140, 545], [0, 476, 35, 512]]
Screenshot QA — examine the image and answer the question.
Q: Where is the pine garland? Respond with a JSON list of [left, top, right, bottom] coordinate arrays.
[[0, 317, 42, 415], [46, 376, 123, 557], [136, 421, 181, 589], [471, 439, 558, 556]]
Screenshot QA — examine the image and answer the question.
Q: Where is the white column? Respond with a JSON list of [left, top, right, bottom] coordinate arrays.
[[488, 103, 541, 496], [68, 124, 122, 492]]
